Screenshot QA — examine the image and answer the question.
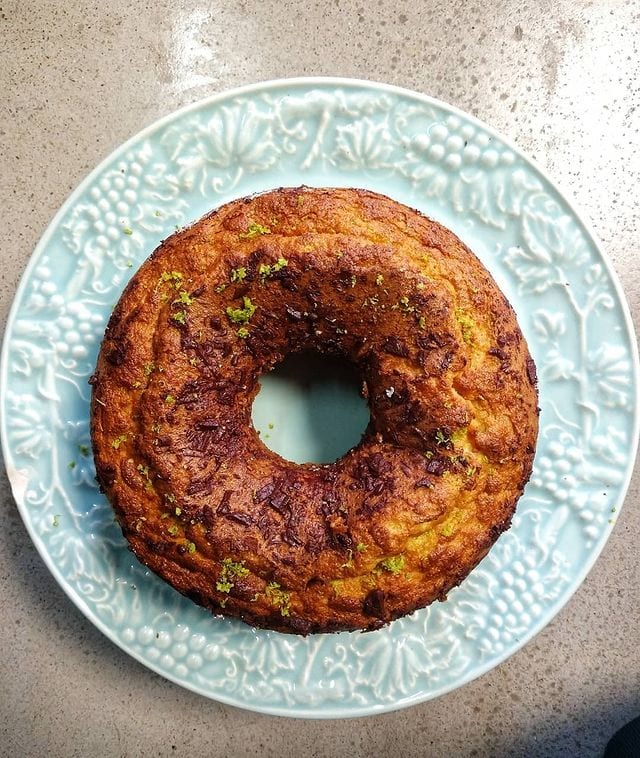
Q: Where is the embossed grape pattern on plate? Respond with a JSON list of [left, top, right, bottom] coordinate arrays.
[[1, 78, 638, 718]]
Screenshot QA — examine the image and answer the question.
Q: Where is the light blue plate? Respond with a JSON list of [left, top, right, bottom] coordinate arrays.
[[1, 78, 638, 718]]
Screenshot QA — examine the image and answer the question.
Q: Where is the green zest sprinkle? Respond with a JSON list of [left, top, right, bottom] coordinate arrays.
[[78, 444, 90, 456], [455, 308, 475, 344], [216, 558, 250, 594], [137, 464, 153, 490], [375, 274, 384, 286], [273, 257, 287, 271], [164, 493, 176, 503], [111, 434, 127, 449], [258, 263, 271, 279], [187, 542, 196, 554], [174, 506, 182, 516], [265, 581, 291, 616], [239, 221, 271, 239], [379, 555, 405, 575], [435, 429, 451, 447], [398, 296, 415, 313], [350, 275, 357, 288], [165, 394, 175, 406], [230, 267, 247, 283], [68, 460, 76, 469], [52, 514, 61, 527], [226, 296, 256, 325], [159, 271, 184, 287], [123, 227, 133, 236], [418, 316, 427, 329], [236, 327, 250, 339], [172, 310, 187, 325], [143, 362, 156, 376], [173, 290, 194, 306], [259, 257, 288, 282], [167, 524, 179, 536], [215, 283, 227, 293], [356, 542, 368, 553]]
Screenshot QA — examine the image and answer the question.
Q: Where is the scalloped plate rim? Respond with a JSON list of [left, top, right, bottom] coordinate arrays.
[[1, 76, 638, 719]]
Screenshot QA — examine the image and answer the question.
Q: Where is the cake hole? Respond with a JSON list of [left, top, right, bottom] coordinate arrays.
[[251, 351, 370, 464]]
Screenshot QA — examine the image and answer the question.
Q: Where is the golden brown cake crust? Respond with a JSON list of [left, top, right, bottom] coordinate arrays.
[[90, 187, 538, 634]]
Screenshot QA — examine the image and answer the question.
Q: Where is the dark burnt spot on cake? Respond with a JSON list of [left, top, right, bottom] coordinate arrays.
[[266, 489, 290, 517], [216, 383, 237, 406], [184, 424, 222, 455], [95, 462, 117, 490], [274, 265, 297, 288], [285, 305, 303, 321], [187, 473, 217, 496], [105, 340, 129, 367], [382, 336, 409, 358], [226, 510, 254, 527], [254, 481, 276, 503], [362, 589, 386, 619], [400, 401, 423, 425], [352, 454, 393, 497], [526, 356, 538, 386], [216, 489, 233, 514], [424, 455, 453, 476], [334, 269, 357, 292], [438, 350, 455, 372], [488, 347, 507, 361]]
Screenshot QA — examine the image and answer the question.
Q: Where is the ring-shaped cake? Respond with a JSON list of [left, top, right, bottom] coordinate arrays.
[[91, 187, 538, 634]]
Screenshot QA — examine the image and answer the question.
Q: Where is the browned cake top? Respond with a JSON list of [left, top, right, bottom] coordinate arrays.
[[91, 187, 538, 634]]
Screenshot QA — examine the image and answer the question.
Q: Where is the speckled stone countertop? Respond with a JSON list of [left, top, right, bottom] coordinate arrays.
[[1, 1, 639, 756]]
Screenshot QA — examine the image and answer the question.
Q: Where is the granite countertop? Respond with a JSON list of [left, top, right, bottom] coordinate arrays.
[[1, 2, 639, 756]]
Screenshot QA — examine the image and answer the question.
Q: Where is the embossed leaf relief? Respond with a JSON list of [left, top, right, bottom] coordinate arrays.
[[157, 90, 545, 231], [588, 344, 632, 410], [6, 392, 53, 458], [505, 201, 591, 295], [161, 104, 280, 193], [3, 84, 636, 712]]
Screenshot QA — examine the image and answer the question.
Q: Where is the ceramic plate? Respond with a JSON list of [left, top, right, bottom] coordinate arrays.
[[1, 78, 638, 718]]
